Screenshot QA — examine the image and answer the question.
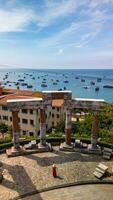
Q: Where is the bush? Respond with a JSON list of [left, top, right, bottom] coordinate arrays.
[[0, 123, 8, 134]]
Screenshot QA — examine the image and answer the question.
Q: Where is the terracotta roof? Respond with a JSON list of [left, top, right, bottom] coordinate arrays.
[[3, 88, 35, 96], [0, 94, 35, 105], [52, 99, 64, 107]]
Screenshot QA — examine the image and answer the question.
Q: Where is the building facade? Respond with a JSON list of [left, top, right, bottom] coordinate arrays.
[[0, 89, 66, 136]]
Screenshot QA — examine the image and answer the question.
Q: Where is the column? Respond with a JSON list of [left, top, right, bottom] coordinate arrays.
[[12, 110, 20, 149], [40, 108, 46, 146], [35, 109, 39, 135], [65, 109, 72, 145], [91, 111, 99, 149]]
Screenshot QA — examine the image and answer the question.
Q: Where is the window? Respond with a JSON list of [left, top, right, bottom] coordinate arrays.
[[23, 131, 26, 135], [0, 115, 1, 119], [52, 121, 54, 126], [22, 118, 28, 124], [29, 132, 34, 136], [57, 108, 59, 111], [30, 109, 33, 114], [3, 116, 8, 121], [52, 107, 55, 110], [10, 117, 12, 121], [30, 120, 34, 126], [49, 112, 51, 116], [57, 114, 59, 118], [2, 106, 8, 111], [52, 114, 54, 118], [22, 109, 27, 114]]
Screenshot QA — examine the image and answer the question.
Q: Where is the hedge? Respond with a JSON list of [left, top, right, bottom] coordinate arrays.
[[0, 136, 113, 150]]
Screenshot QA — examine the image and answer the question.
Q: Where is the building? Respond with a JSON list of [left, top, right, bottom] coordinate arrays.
[[0, 88, 66, 136]]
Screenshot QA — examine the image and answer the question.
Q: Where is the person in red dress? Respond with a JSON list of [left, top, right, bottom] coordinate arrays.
[[52, 164, 57, 177]]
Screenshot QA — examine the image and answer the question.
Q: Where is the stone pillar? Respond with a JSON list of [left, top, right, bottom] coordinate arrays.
[[12, 111, 20, 149], [91, 111, 99, 149], [65, 109, 72, 145], [39, 108, 46, 146], [35, 109, 39, 135]]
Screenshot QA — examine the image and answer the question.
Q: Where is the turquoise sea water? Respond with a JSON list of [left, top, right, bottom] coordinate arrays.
[[0, 68, 113, 102]]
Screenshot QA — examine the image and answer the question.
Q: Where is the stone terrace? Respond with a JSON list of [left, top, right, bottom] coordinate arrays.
[[0, 147, 113, 200]]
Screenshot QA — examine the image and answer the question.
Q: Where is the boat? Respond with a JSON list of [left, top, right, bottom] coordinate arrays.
[[18, 79, 24, 82], [27, 85, 33, 88], [15, 82, 19, 86], [103, 85, 113, 88], [81, 79, 85, 82], [97, 77, 102, 82], [75, 77, 79, 79], [41, 84, 47, 87], [95, 87, 99, 91], [83, 86, 90, 89], [90, 81, 95, 85], [42, 81, 46, 84], [21, 83, 28, 86], [64, 87, 66, 90], [53, 82, 57, 85], [63, 80, 69, 83]]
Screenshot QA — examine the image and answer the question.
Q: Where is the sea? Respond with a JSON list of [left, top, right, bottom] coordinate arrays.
[[0, 68, 113, 103]]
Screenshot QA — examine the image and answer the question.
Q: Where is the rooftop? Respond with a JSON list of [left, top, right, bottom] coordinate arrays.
[[52, 99, 64, 107]]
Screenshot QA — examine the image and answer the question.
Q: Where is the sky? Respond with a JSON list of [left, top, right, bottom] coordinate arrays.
[[0, 0, 113, 69]]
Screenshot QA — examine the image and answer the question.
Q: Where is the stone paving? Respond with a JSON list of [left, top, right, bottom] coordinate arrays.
[[0, 146, 113, 200], [22, 184, 113, 200]]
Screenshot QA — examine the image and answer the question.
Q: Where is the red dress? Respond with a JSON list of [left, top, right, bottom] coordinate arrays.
[[52, 166, 57, 177]]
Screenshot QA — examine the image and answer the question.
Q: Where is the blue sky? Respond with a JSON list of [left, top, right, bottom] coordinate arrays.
[[0, 0, 113, 69]]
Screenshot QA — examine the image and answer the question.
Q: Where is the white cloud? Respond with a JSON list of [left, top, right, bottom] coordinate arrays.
[[89, 0, 113, 8], [57, 48, 64, 55], [36, 0, 78, 27], [0, 8, 34, 32]]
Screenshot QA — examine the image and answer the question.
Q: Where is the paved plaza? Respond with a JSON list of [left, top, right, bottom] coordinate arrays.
[[23, 184, 113, 200], [0, 147, 113, 200]]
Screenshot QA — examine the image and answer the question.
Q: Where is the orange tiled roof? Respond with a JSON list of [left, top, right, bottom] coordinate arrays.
[[0, 94, 35, 105], [3, 88, 35, 96], [52, 99, 64, 107]]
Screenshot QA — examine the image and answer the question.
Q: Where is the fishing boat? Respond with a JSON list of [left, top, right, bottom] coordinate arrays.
[[95, 87, 99, 91], [63, 80, 69, 83], [97, 77, 102, 82], [83, 86, 90, 89], [81, 79, 85, 82], [21, 83, 28, 86], [42, 81, 46, 84], [15, 82, 19, 86], [18, 79, 24, 82], [103, 85, 113, 88], [41, 84, 47, 87], [27, 85, 33, 88], [90, 81, 95, 85]]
